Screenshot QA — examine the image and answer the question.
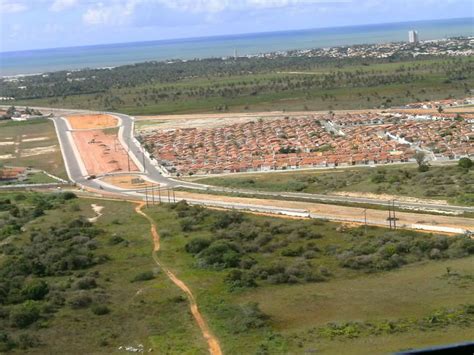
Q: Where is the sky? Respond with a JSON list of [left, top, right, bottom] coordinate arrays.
[[0, 0, 473, 52]]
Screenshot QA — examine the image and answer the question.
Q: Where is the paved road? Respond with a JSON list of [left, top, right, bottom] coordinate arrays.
[[11, 105, 471, 218]]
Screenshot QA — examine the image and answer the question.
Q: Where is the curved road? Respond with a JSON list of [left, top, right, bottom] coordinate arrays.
[[19, 105, 474, 217]]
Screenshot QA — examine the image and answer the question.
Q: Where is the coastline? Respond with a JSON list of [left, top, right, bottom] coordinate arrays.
[[1, 17, 472, 77]]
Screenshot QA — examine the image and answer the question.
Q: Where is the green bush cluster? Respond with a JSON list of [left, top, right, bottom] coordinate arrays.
[[311, 304, 474, 340], [338, 232, 474, 271], [0, 193, 109, 349]]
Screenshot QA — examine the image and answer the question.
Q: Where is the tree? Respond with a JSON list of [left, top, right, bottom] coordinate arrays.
[[414, 151, 429, 171], [458, 157, 473, 169], [437, 106, 444, 113]]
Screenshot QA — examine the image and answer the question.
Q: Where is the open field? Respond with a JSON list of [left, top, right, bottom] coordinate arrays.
[[193, 164, 474, 206], [0, 192, 208, 353], [72, 129, 138, 176], [10, 57, 474, 115], [145, 203, 474, 354], [0, 119, 67, 179], [1, 192, 473, 353], [66, 114, 118, 130]]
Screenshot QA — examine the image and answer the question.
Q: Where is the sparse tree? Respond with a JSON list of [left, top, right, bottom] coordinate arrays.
[[414, 151, 429, 172]]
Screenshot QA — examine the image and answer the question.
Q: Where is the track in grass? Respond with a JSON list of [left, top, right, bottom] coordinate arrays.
[[135, 202, 222, 355]]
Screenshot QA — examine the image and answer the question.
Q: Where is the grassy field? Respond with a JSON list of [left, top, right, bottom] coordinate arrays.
[[145, 203, 474, 354], [0, 119, 67, 180], [193, 163, 474, 206], [11, 58, 474, 115], [1, 193, 473, 354], [0, 171, 58, 186], [0, 193, 208, 353]]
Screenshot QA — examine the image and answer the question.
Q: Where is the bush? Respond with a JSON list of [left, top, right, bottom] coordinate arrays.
[[21, 280, 49, 301], [17, 333, 40, 349], [0, 332, 15, 352], [225, 270, 257, 290], [131, 271, 155, 282], [74, 277, 97, 290], [10, 301, 41, 328], [196, 241, 241, 268], [69, 293, 92, 309], [458, 157, 473, 169], [185, 238, 211, 254], [91, 304, 110, 316]]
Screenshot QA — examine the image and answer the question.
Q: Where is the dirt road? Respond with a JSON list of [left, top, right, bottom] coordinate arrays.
[[173, 191, 474, 232], [135, 203, 222, 355]]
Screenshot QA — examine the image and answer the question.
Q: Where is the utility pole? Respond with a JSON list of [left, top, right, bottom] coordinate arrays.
[[151, 184, 155, 205], [364, 208, 367, 234], [145, 186, 149, 207], [392, 200, 397, 230], [172, 188, 176, 203], [167, 188, 171, 203], [142, 152, 146, 173], [388, 201, 393, 229], [158, 187, 161, 203]]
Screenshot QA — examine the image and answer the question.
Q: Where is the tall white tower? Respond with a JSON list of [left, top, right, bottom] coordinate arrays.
[[408, 30, 419, 44]]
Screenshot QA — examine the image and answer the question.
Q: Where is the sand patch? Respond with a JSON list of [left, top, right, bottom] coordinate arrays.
[[0, 154, 14, 159], [88, 204, 104, 223], [67, 114, 118, 130], [22, 137, 49, 142], [0, 141, 15, 146], [331, 191, 448, 206], [20, 145, 58, 157], [101, 174, 156, 189]]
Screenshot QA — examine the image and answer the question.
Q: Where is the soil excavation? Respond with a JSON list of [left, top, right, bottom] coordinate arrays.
[[101, 174, 156, 189], [72, 130, 138, 176], [135, 203, 222, 355], [67, 114, 118, 130]]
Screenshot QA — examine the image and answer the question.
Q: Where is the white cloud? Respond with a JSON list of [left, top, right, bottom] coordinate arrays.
[[156, 0, 350, 13], [50, 0, 77, 12], [0, 0, 28, 13], [81, 0, 350, 25], [83, 0, 140, 26]]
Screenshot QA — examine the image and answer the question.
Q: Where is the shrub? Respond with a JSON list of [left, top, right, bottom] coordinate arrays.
[[74, 277, 97, 290], [91, 304, 110, 316], [10, 301, 41, 328], [21, 280, 49, 301], [17, 333, 40, 349], [108, 234, 125, 245], [225, 270, 257, 290], [196, 241, 241, 268], [458, 157, 473, 169], [131, 271, 155, 282], [69, 293, 92, 309], [185, 238, 211, 254]]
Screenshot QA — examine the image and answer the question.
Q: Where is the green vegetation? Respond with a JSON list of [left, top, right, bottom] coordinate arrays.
[[1, 193, 473, 353], [0, 171, 59, 186], [146, 202, 474, 353], [194, 164, 474, 206], [0, 193, 207, 353], [0, 119, 67, 179], [7, 57, 473, 115]]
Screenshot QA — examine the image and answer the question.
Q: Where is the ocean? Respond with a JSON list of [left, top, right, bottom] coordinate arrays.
[[0, 17, 473, 77]]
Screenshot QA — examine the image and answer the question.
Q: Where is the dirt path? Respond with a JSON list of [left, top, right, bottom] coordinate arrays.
[[134, 203, 222, 355]]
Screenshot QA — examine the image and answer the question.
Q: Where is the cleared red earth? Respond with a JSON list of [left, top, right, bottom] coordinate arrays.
[[72, 129, 138, 176]]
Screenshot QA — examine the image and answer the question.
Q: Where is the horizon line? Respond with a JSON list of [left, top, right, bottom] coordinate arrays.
[[1, 16, 472, 55]]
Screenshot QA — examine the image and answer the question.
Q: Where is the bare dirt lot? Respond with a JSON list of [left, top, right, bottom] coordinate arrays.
[[135, 109, 382, 131], [72, 130, 138, 176], [67, 114, 118, 130], [101, 174, 157, 189]]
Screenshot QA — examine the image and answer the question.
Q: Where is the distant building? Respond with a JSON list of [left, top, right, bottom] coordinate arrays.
[[408, 30, 419, 44]]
